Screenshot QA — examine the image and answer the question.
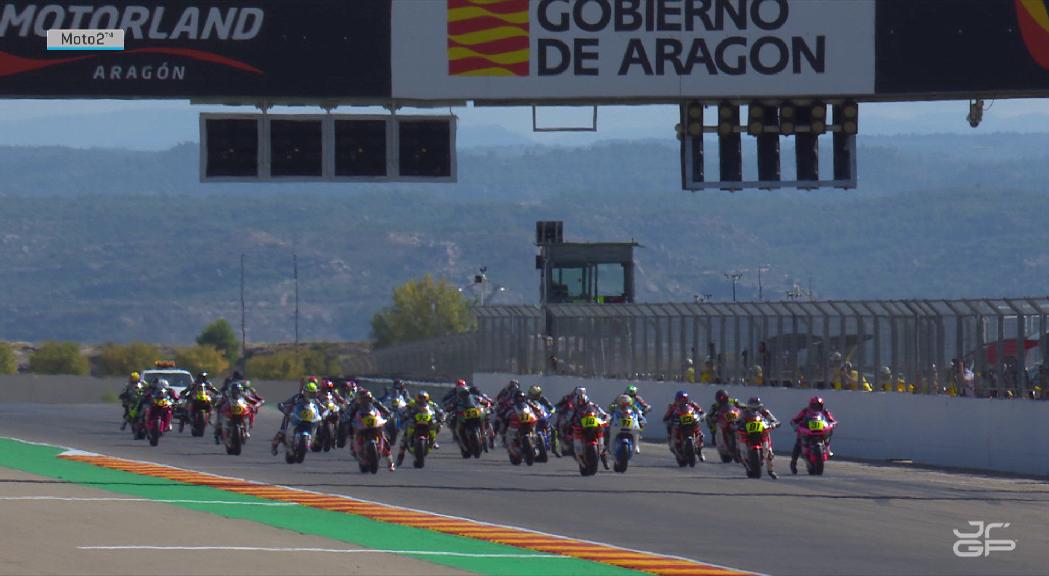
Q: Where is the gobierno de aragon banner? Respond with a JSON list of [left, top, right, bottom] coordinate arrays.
[[391, 0, 877, 101], [0, 0, 391, 98]]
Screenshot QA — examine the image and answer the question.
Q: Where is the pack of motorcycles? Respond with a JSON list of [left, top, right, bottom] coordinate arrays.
[[121, 388, 834, 478]]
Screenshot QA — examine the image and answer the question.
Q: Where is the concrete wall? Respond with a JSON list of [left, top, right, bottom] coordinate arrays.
[[473, 373, 1049, 477]]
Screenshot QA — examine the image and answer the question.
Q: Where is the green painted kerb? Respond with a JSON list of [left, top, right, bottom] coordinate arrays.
[[0, 437, 645, 576]]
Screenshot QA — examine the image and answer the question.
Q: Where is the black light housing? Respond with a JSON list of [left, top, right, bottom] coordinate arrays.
[[718, 103, 742, 184]]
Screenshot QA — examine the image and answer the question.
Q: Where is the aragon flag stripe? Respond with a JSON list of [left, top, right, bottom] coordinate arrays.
[[447, 36, 528, 56], [449, 15, 528, 36], [449, 47, 529, 65], [448, 0, 529, 77], [448, 0, 529, 14], [448, 7, 530, 25], [449, 59, 528, 76]]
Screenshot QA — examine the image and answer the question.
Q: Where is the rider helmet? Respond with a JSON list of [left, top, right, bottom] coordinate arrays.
[[675, 390, 689, 404], [129, 371, 140, 382], [618, 394, 634, 409], [303, 382, 319, 397], [527, 385, 542, 399], [230, 382, 244, 397], [512, 390, 526, 403], [715, 389, 728, 404], [357, 389, 373, 404], [809, 396, 824, 411], [626, 385, 639, 397], [196, 372, 208, 382], [456, 378, 468, 389], [574, 386, 589, 405], [747, 396, 764, 411], [508, 379, 520, 391], [416, 390, 430, 404]]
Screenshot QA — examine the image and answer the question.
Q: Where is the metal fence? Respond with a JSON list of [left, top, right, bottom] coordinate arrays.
[[367, 297, 1049, 397]]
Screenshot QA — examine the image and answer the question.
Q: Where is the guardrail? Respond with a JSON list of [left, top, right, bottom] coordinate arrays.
[[366, 297, 1049, 399]]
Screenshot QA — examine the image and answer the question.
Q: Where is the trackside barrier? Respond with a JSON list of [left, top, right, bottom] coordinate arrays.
[[473, 372, 1049, 477]]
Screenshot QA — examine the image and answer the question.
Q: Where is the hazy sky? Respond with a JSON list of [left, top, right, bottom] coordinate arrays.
[[1, 98, 1049, 148]]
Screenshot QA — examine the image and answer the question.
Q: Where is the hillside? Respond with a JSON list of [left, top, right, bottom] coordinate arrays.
[[0, 134, 1047, 344]]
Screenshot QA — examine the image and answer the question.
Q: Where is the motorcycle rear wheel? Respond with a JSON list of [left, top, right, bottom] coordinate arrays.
[[523, 437, 535, 466], [367, 443, 379, 474], [148, 419, 162, 446], [414, 437, 426, 469], [748, 450, 762, 479], [226, 426, 242, 456], [583, 444, 599, 476]]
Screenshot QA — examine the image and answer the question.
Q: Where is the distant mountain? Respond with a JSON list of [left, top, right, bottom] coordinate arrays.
[[0, 133, 1047, 344]]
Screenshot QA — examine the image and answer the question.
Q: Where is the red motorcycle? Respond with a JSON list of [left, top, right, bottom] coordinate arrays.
[[145, 391, 173, 447], [506, 403, 539, 466], [669, 405, 704, 468], [737, 414, 774, 479], [220, 397, 251, 456], [353, 407, 389, 474], [571, 408, 607, 476], [713, 405, 741, 463], [798, 415, 834, 475]]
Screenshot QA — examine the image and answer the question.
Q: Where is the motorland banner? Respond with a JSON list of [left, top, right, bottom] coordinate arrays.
[[0, 0, 391, 98], [391, 0, 876, 101]]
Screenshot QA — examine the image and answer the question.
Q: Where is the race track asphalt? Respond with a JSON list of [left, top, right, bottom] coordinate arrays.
[[1, 403, 1046, 576]]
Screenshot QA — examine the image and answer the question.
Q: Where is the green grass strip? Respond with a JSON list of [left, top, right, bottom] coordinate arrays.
[[0, 437, 644, 576]]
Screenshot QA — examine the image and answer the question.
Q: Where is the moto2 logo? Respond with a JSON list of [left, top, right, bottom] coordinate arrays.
[[952, 521, 1017, 558]]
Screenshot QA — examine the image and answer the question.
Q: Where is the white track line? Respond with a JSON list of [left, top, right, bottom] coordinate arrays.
[[0, 496, 297, 506], [78, 546, 559, 558]]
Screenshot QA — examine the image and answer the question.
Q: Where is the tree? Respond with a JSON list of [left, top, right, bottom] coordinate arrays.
[[95, 342, 160, 376], [245, 348, 340, 381], [0, 342, 17, 375], [175, 345, 229, 375], [197, 319, 239, 363], [29, 341, 89, 375], [370, 275, 475, 348]]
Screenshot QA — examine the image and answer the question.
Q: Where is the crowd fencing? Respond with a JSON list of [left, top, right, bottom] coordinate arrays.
[[368, 297, 1049, 398]]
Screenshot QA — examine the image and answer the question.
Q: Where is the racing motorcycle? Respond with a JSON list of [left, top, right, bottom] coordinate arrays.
[[145, 389, 173, 447], [405, 403, 437, 469], [312, 393, 341, 453], [125, 386, 147, 440], [506, 402, 539, 466], [220, 396, 251, 456], [798, 414, 834, 475], [383, 393, 408, 451], [738, 413, 775, 479], [532, 403, 553, 463], [353, 406, 389, 474], [610, 409, 642, 473], [284, 400, 321, 464], [712, 404, 741, 463], [572, 407, 607, 476], [187, 388, 213, 437], [669, 404, 704, 467], [455, 396, 486, 459]]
